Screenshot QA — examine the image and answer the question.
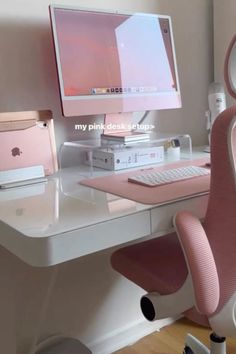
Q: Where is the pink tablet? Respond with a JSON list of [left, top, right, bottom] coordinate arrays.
[[0, 110, 58, 175]]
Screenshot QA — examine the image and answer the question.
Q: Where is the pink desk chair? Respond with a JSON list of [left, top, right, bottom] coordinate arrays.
[[111, 36, 236, 354]]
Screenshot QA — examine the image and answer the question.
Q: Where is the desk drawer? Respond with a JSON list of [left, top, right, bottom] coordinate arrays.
[[43, 210, 151, 266], [151, 195, 209, 235], [0, 210, 151, 267]]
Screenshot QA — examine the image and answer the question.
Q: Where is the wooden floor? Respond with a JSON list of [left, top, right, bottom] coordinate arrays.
[[114, 318, 236, 354]]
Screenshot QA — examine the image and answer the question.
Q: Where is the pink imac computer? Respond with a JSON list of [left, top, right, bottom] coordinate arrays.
[[49, 5, 181, 132]]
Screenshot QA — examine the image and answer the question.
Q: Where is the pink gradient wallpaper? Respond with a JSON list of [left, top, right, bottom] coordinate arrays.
[[54, 9, 176, 97]]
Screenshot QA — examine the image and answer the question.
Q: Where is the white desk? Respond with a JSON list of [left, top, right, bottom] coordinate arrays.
[[0, 148, 209, 354], [0, 149, 209, 267]]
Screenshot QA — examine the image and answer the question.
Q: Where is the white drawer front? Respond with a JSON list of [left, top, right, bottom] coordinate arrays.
[[151, 195, 209, 235]]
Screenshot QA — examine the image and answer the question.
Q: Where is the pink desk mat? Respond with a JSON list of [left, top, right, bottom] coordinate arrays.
[[80, 157, 210, 205]]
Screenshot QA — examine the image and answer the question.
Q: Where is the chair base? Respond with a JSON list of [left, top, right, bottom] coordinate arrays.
[[184, 333, 226, 354]]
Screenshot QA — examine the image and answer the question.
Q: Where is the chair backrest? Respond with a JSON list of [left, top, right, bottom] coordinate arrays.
[[202, 34, 236, 313], [205, 32, 236, 230]]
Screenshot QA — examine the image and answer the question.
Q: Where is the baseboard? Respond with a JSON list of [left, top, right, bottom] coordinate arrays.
[[87, 317, 176, 354]]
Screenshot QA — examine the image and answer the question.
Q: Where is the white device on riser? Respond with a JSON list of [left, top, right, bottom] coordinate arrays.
[[86, 146, 164, 171]]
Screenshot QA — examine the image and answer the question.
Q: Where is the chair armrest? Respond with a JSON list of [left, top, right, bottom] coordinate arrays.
[[174, 211, 219, 316]]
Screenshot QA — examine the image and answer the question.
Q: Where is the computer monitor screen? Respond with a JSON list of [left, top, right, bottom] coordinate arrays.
[[50, 6, 181, 116]]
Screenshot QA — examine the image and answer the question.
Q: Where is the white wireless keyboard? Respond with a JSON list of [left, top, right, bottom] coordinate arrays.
[[128, 165, 210, 187]]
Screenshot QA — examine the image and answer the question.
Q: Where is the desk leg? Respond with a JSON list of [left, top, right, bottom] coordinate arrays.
[[27, 266, 91, 354]]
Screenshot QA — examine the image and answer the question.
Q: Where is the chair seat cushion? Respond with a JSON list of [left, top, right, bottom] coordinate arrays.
[[111, 232, 188, 294], [111, 232, 210, 327]]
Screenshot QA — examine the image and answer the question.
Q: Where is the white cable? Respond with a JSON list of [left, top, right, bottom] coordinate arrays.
[[27, 267, 59, 354], [33, 334, 66, 353]]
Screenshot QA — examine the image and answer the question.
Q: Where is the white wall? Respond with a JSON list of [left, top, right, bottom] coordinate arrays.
[[213, 0, 236, 106], [148, 0, 214, 145], [0, 1, 213, 353]]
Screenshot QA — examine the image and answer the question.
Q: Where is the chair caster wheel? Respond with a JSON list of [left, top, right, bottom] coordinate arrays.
[[183, 345, 194, 354]]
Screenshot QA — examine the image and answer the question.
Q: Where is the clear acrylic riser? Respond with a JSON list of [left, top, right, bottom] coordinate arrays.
[[59, 133, 192, 178]]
